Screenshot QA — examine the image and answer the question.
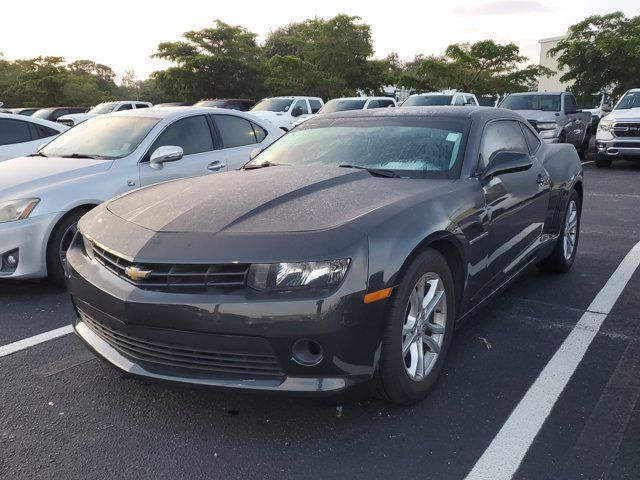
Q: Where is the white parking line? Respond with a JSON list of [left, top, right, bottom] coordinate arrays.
[[0, 325, 74, 358], [465, 239, 640, 480]]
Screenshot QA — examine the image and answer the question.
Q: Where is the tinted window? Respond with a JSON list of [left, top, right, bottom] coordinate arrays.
[[239, 101, 254, 112], [252, 122, 267, 143], [465, 96, 477, 106], [615, 91, 640, 110], [479, 120, 529, 170], [320, 99, 367, 113], [379, 99, 395, 108], [521, 123, 542, 154], [501, 94, 561, 112], [214, 115, 258, 148], [150, 115, 214, 157], [27, 123, 59, 140], [251, 98, 293, 112], [117, 104, 133, 111], [309, 99, 322, 113], [292, 100, 309, 115], [402, 95, 453, 107], [454, 95, 465, 106], [248, 117, 467, 179], [135, 103, 149, 109], [564, 95, 577, 113], [51, 109, 69, 121], [0, 119, 32, 145], [366, 100, 380, 109], [225, 101, 242, 110]]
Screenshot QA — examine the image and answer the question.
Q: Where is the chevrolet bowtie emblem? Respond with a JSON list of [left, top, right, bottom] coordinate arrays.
[[124, 265, 152, 281]]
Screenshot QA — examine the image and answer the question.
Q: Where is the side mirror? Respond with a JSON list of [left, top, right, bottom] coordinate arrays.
[[149, 145, 183, 170], [249, 147, 264, 161], [480, 151, 532, 182], [291, 106, 303, 117]]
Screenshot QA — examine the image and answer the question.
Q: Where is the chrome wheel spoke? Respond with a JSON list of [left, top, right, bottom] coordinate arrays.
[[402, 330, 420, 355], [415, 339, 425, 380], [424, 320, 445, 335], [422, 334, 441, 354]]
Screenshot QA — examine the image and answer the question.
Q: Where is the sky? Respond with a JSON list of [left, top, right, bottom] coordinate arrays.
[[1, 0, 639, 82]]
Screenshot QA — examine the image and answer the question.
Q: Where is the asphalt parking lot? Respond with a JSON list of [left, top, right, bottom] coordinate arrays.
[[2, 155, 640, 479]]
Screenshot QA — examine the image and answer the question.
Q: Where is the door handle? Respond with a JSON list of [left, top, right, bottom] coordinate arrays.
[[207, 161, 226, 172]]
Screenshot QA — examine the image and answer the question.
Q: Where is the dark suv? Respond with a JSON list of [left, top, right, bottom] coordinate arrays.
[[32, 107, 89, 122], [193, 99, 256, 111]]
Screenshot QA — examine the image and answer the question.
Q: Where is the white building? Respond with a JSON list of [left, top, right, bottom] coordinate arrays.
[[538, 35, 572, 92]]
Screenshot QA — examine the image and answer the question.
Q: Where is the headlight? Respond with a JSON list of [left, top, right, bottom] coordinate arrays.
[[598, 120, 613, 132], [536, 122, 557, 130], [247, 259, 350, 291], [0, 198, 40, 224]]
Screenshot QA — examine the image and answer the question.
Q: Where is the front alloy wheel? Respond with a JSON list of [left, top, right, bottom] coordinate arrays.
[[563, 200, 578, 261]]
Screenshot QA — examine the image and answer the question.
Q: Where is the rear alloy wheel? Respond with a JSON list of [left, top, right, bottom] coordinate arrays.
[[538, 190, 581, 274], [377, 249, 455, 405]]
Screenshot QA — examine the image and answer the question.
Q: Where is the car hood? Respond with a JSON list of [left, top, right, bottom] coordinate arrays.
[[0, 156, 113, 200], [602, 108, 640, 122], [249, 111, 289, 119], [106, 166, 454, 234], [512, 110, 560, 122]]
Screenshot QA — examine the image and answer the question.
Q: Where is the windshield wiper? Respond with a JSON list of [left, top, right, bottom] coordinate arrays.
[[339, 164, 401, 178], [29, 152, 48, 157], [60, 153, 105, 159], [244, 161, 282, 170]]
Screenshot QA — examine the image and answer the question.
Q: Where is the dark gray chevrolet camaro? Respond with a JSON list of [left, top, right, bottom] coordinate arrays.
[[66, 107, 583, 404]]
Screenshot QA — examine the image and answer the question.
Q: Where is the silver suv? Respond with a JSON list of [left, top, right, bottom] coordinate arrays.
[[595, 88, 640, 168]]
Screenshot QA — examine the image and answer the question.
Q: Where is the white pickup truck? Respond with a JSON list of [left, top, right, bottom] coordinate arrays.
[[57, 101, 153, 126], [595, 88, 640, 168], [500, 92, 592, 159], [249, 96, 324, 131]]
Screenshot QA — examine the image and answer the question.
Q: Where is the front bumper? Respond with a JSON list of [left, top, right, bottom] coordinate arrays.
[[66, 240, 387, 396], [596, 138, 640, 160], [0, 212, 58, 279], [541, 136, 560, 144]]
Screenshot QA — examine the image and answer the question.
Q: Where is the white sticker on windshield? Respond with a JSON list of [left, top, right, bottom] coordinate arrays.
[[446, 132, 461, 142]]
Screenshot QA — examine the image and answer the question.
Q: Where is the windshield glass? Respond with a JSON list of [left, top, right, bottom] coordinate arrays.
[[251, 98, 293, 112], [247, 117, 467, 179], [193, 100, 227, 108], [320, 99, 367, 113], [40, 116, 159, 159], [501, 94, 561, 111], [32, 108, 55, 119], [402, 95, 453, 107], [89, 102, 118, 114], [615, 91, 640, 110]]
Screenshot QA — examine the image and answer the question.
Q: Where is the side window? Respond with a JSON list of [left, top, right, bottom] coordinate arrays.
[[454, 95, 465, 106], [0, 119, 32, 145], [27, 124, 57, 139], [465, 96, 477, 106], [240, 101, 253, 112], [214, 114, 258, 148], [251, 122, 267, 143], [366, 100, 380, 109], [117, 104, 133, 111], [521, 123, 542, 154], [52, 109, 68, 120], [149, 115, 214, 157], [478, 120, 529, 170], [564, 95, 577, 113], [380, 99, 395, 108], [292, 100, 309, 115], [308, 99, 322, 113], [135, 103, 149, 109]]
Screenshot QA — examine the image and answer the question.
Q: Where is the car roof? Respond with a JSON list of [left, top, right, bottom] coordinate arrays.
[[0, 112, 68, 130], [197, 98, 254, 102], [326, 97, 393, 101], [263, 96, 323, 100], [509, 91, 564, 95], [413, 91, 474, 96], [310, 106, 524, 122]]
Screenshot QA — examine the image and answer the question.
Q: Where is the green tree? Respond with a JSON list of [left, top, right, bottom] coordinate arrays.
[[549, 12, 640, 97], [151, 20, 264, 101]]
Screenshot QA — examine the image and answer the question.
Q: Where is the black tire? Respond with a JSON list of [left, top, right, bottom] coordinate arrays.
[[376, 249, 456, 405], [558, 132, 566, 143], [595, 157, 612, 168], [46, 209, 91, 287], [538, 190, 581, 274], [577, 129, 590, 160]]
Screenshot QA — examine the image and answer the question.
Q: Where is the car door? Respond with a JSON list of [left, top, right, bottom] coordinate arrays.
[[0, 118, 39, 161], [478, 119, 551, 289], [138, 114, 221, 186], [291, 99, 311, 124], [563, 94, 582, 146], [210, 114, 267, 170]]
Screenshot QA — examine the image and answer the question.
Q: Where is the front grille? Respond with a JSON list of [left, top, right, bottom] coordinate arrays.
[[78, 309, 285, 377], [90, 242, 249, 290], [613, 122, 640, 138]]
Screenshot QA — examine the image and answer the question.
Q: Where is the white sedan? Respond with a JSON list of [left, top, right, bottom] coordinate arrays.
[[0, 113, 68, 162], [0, 107, 283, 284]]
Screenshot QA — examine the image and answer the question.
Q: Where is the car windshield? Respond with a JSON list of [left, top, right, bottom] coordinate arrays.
[[402, 95, 453, 107], [615, 92, 640, 110], [247, 117, 467, 179], [89, 102, 119, 114], [193, 100, 227, 108], [32, 108, 55, 119], [40, 116, 159, 159], [252, 98, 293, 112], [320, 99, 367, 113], [501, 94, 561, 112]]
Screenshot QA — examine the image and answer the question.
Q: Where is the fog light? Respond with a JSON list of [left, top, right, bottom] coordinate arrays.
[[7, 255, 17, 266], [1, 249, 19, 272], [292, 339, 324, 366]]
